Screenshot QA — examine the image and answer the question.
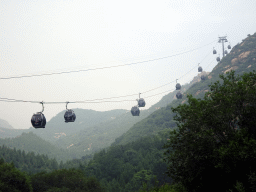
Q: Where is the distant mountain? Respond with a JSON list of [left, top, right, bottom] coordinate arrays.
[[0, 132, 71, 162], [0, 127, 29, 139], [0, 119, 14, 129], [112, 32, 256, 146]]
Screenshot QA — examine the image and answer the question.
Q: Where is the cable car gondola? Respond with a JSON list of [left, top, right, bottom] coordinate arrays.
[[228, 45, 231, 49], [176, 79, 181, 90], [131, 106, 140, 116], [31, 102, 46, 128], [225, 50, 228, 54], [176, 91, 182, 99], [216, 55, 220, 62], [64, 102, 76, 123], [137, 93, 146, 107], [213, 47, 217, 54], [198, 63, 202, 72]]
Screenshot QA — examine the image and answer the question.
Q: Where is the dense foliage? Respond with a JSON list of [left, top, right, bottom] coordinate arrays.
[[79, 130, 172, 192], [0, 157, 103, 192], [0, 158, 33, 192], [31, 168, 103, 192], [0, 144, 59, 174], [164, 70, 256, 191]]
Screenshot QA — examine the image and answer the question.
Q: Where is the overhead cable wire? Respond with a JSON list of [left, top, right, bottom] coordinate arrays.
[[144, 89, 176, 99], [205, 58, 216, 71], [0, 40, 216, 80], [0, 48, 217, 104], [142, 47, 215, 94]]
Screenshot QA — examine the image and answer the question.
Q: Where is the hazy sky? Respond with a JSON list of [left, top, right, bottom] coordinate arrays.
[[0, 0, 256, 129]]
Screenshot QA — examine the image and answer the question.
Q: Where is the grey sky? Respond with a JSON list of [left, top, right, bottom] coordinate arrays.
[[0, 0, 256, 129]]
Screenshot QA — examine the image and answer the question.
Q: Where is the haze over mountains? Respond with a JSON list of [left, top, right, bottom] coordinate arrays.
[[0, 32, 255, 191], [0, 70, 203, 160], [1, 32, 256, 164], [0, 119, 13, 129]]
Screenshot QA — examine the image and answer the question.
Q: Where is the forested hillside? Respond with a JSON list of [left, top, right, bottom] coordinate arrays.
[[0, 145, 59, 174], [55, 129, 173, 192], [0, 132, 71, 162], [113, 32, 256, 146]]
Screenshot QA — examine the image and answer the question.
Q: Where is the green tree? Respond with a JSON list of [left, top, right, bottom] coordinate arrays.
[[31, 168, 103, 192], [164, 70, 256, 192], [0, 158, 32, 192]]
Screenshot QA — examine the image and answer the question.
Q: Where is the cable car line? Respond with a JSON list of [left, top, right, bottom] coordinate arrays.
[[141, 49, 214, 94], [0, 49, 217, 105], [0, 40, 216, 80], [1, 40, 219, 125], [144, 89, 176, 99]]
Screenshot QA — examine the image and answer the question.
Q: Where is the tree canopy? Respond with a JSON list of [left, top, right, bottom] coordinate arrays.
[[164, 70, 256, 192], [0, 158, 32, 192]]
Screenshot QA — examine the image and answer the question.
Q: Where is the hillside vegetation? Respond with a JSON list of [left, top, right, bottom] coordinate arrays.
[[112, 32, 256, 146], [0, 132, 71, 162]]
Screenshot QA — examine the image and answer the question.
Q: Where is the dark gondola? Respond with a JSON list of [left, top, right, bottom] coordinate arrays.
[[131, 106, 140, 116], [176, 79, 181, 90], [64, 102, 76, 122], [198, 64, 202, 72], [225, 50, 228, 54], [176, 91, 182, 99], [228, 45, 231, 49], [31, 102, 46, 128], [216, 56, 220, 62], [213, 48, 217, 54], [138, 98, 146, 107], [137, 93, 145, 107], [64, 109, 76, 122]]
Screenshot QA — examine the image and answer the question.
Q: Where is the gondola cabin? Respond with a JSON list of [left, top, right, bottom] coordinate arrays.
[[225, 50, 228, 54], [138, 98, 146, 107], [64, 109, 76, 123], [228, 45, 231, 49], [131, 106, 140, 116], [176, 83, 181, 90], [31, 112, 46, 128], [213, 49, 217, 54], [176, 91, 182, 99], [198, 66, 202, 72], [216, 57, 220, 62]]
